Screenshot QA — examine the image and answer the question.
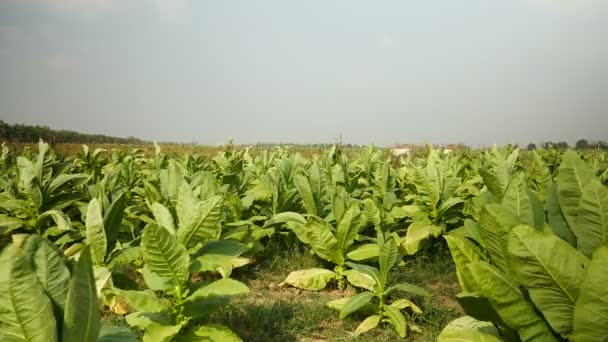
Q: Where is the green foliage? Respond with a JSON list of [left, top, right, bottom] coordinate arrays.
[[327, 235, 430, 338]]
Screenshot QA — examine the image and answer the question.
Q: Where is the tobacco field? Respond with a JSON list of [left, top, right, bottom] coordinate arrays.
[[1, 141, 607, 341]]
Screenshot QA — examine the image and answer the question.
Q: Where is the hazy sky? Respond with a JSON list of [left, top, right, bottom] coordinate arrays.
[[0, 0, 606, 146]]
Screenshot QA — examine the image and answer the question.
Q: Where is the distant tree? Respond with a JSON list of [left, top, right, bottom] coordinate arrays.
[[527, 143, 537, 151], [576, 139, 589, 149]]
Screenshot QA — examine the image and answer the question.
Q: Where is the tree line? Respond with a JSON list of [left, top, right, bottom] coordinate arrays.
[[0, 121, 148, 145], [526, 139, 608, 151]]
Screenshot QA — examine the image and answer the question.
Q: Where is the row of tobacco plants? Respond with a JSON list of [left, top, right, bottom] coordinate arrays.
[[0, 141, 607, 341]]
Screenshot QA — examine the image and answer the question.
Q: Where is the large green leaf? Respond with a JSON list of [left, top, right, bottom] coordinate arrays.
[[437, 330, 503, 342], [151, 202, 176, 236], [346, 243, 379, 261], [402, 221, 443, 255], [338, 291, 375, 319], [508, 225, 588, 337], [86, 198, 107, 265], [354, 315, 381, 336], [176, 325, 242, 342], [23, 235, 70, 313], [444, 235, 484, 293], [383, 304, 407, 338], [335, 203, 363, 253], [183, 278, 248, 318], [344, 269, 376, 291], [279, 268, 336, 291], [294, 174, 318, 216], [0, 256, 58, 342], [574, 180, 608, 257], [571, 245, 608, 341], [142, 224, 189, 289], [111, 289, 170, 313], [545, 182, 577, 247], [102, 193, 127, 252], [501, 174, 534, 226], [177, 194, 223, 249], [557, 150, 595, 239], [478, 204, 518, 276], [143, 323, 183, 342], [308, 221, 342, 264], [438, 315, 500, 340], [468, 261, 557, 342], [378, 236, 399, 289], [385, 282, 431, 301], [46, 174, 90, 195], [97, 324, 138, 342], [62, 248, 101, 342]]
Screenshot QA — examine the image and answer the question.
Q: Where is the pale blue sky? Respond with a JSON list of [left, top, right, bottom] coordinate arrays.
[[0, 0, 606, 145]]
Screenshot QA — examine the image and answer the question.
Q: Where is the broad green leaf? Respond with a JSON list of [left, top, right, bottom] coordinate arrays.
[[545, 182, 577, 247], [383, 304, 407, 338], [46, 174, 90, 195], [187, 278, 249, 300], [557, 150, 595, 239], [0, 214, 24, 234], [97, 324, 138, 342], [402, 221, 443, 255], [103, 193, 126, 249], [142, 224, 189, 289], [379, 236, 399, 289], [183, 278, 248, 318], [438, 315, 500, 339], [385, 282, 431, 301], [508, 225, 588, 336], [502, 174, 534, 226], [571, 245, 608, 341], [177, 195, 223, 249], [141, 266, 172, 291], [478, 204, 518, 275], [354, 315, 381, 336], [125, 311, 173, 330], [308, 222, 342, 264], [390, 299, 422, 314], [143, 323, 183, 342], [176, 325, 242, 342], [343, 269, 376, 291], [326, 296, 352, 311], [62, 248, 101, 342], [279, 268, 336, 290], [335, 203, 363, 253], [151, 202, 176, 236], [107, 247, 142, 269], [346, 243, 379, 261], [94, 266, 112, 298], [437, 330, 503, 342], [339, 291, 375, 319], [294, 174, 318, 216], [39, 210, 73, 234], [0, 256, 58, 342], [86, 199, 107, 265], [574, 180, 608, 257], [345, 262, 381, 287], [22, 235, 70, 313], [264, 212, 307, 226], [189, 240, 248, 277], [444, 234, 484, 292], [111, 289, 170, 313], [362, 198, 381, 228], [455, 292, 505, 328], [468, 261, 557, 342]]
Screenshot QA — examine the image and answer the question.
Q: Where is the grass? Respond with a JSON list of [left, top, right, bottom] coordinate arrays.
[[101, 237, 462, 341], [203, 238, 462, 341]]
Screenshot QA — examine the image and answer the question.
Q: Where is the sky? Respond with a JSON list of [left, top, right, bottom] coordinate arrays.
[[0, 0, 606, 146]]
